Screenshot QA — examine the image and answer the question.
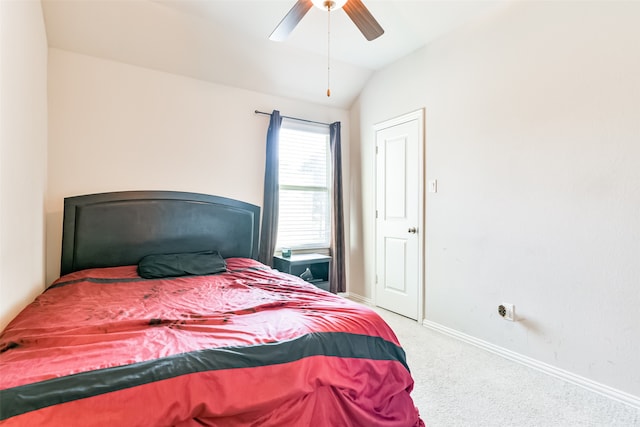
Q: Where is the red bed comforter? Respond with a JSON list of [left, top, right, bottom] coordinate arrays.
[[0, 258, 423, 426]]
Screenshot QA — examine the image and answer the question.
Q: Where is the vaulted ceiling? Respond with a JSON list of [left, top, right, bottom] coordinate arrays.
[[42, 0, 508, 108]]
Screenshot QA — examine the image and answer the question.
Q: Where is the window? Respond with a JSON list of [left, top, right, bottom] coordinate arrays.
[[277, 119, 331, 250]]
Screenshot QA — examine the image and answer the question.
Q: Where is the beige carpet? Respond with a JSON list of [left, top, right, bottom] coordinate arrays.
[[373, 307, 640, 427]]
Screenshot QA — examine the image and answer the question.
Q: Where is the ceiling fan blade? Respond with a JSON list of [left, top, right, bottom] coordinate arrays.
[[343, 0, 384, 41], [269, 0, 314, 41]]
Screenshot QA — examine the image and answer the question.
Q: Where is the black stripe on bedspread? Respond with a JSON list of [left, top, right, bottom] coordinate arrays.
[[0, 332, 408, 420], [47, 277, 150, 290]]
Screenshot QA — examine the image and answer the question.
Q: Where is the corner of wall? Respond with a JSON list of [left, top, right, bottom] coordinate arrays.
[[0, 0, 48, 330]]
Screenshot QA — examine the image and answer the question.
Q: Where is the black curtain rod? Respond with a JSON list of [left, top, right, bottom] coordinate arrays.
[[254, 110, 330, 127]]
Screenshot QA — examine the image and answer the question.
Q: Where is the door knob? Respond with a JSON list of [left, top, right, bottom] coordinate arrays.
[[408, 227, 417, 234]]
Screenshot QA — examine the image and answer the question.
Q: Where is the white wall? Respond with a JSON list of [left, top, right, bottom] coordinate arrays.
[[47, 49, 349, 284], [351, 1, 640, 398], [0, 0, 48, 330]]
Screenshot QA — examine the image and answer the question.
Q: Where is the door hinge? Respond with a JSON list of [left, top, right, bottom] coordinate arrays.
[[375, 145, 379, 154], [375, 210, 378, 219], [375, 275, 378, 284]]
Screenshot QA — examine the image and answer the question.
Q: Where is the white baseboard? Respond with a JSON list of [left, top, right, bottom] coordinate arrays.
[[422, 319, 640, 410], [341, 292, 374, 306]]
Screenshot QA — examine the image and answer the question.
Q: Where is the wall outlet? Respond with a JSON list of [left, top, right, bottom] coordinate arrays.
[[498, 303, 516, 321]]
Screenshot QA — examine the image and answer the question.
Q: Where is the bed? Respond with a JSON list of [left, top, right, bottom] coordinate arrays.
[[0, 191, 424, 426]]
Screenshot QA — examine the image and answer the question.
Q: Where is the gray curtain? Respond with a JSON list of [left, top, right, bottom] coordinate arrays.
[[258, 110, 282, 266], [329, 122, 346, 293]]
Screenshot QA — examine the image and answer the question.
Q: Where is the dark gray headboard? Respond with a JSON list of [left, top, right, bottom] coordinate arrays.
[[61, 191, 260, 275]]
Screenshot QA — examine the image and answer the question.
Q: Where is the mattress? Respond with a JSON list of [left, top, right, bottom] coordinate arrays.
[[0, 257, 423, 426]]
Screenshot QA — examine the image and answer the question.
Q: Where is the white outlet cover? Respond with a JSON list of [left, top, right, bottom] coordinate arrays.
[[428, 180, 437, 193], [503, 303, 515, 321]]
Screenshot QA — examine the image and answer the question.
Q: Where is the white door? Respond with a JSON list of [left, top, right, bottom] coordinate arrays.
[[375, 110, 424, 320]]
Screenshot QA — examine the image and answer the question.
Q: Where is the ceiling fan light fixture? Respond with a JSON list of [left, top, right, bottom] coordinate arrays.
[[311, 0, 347, 11]]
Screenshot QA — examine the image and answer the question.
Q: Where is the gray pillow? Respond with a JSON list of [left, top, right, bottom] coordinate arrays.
[[138, 250, 227, 279]]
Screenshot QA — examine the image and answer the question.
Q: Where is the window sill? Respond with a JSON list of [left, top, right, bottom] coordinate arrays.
[[277, 248, 330, 257]]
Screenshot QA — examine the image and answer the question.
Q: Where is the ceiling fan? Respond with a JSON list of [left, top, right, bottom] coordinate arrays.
[[270, 0, 385, 42]]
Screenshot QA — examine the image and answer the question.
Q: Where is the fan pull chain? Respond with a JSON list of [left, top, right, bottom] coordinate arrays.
[[326, 6, 331, 97]]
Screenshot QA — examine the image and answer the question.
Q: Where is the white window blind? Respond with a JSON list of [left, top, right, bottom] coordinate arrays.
[[277, 119, 331, 250]]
